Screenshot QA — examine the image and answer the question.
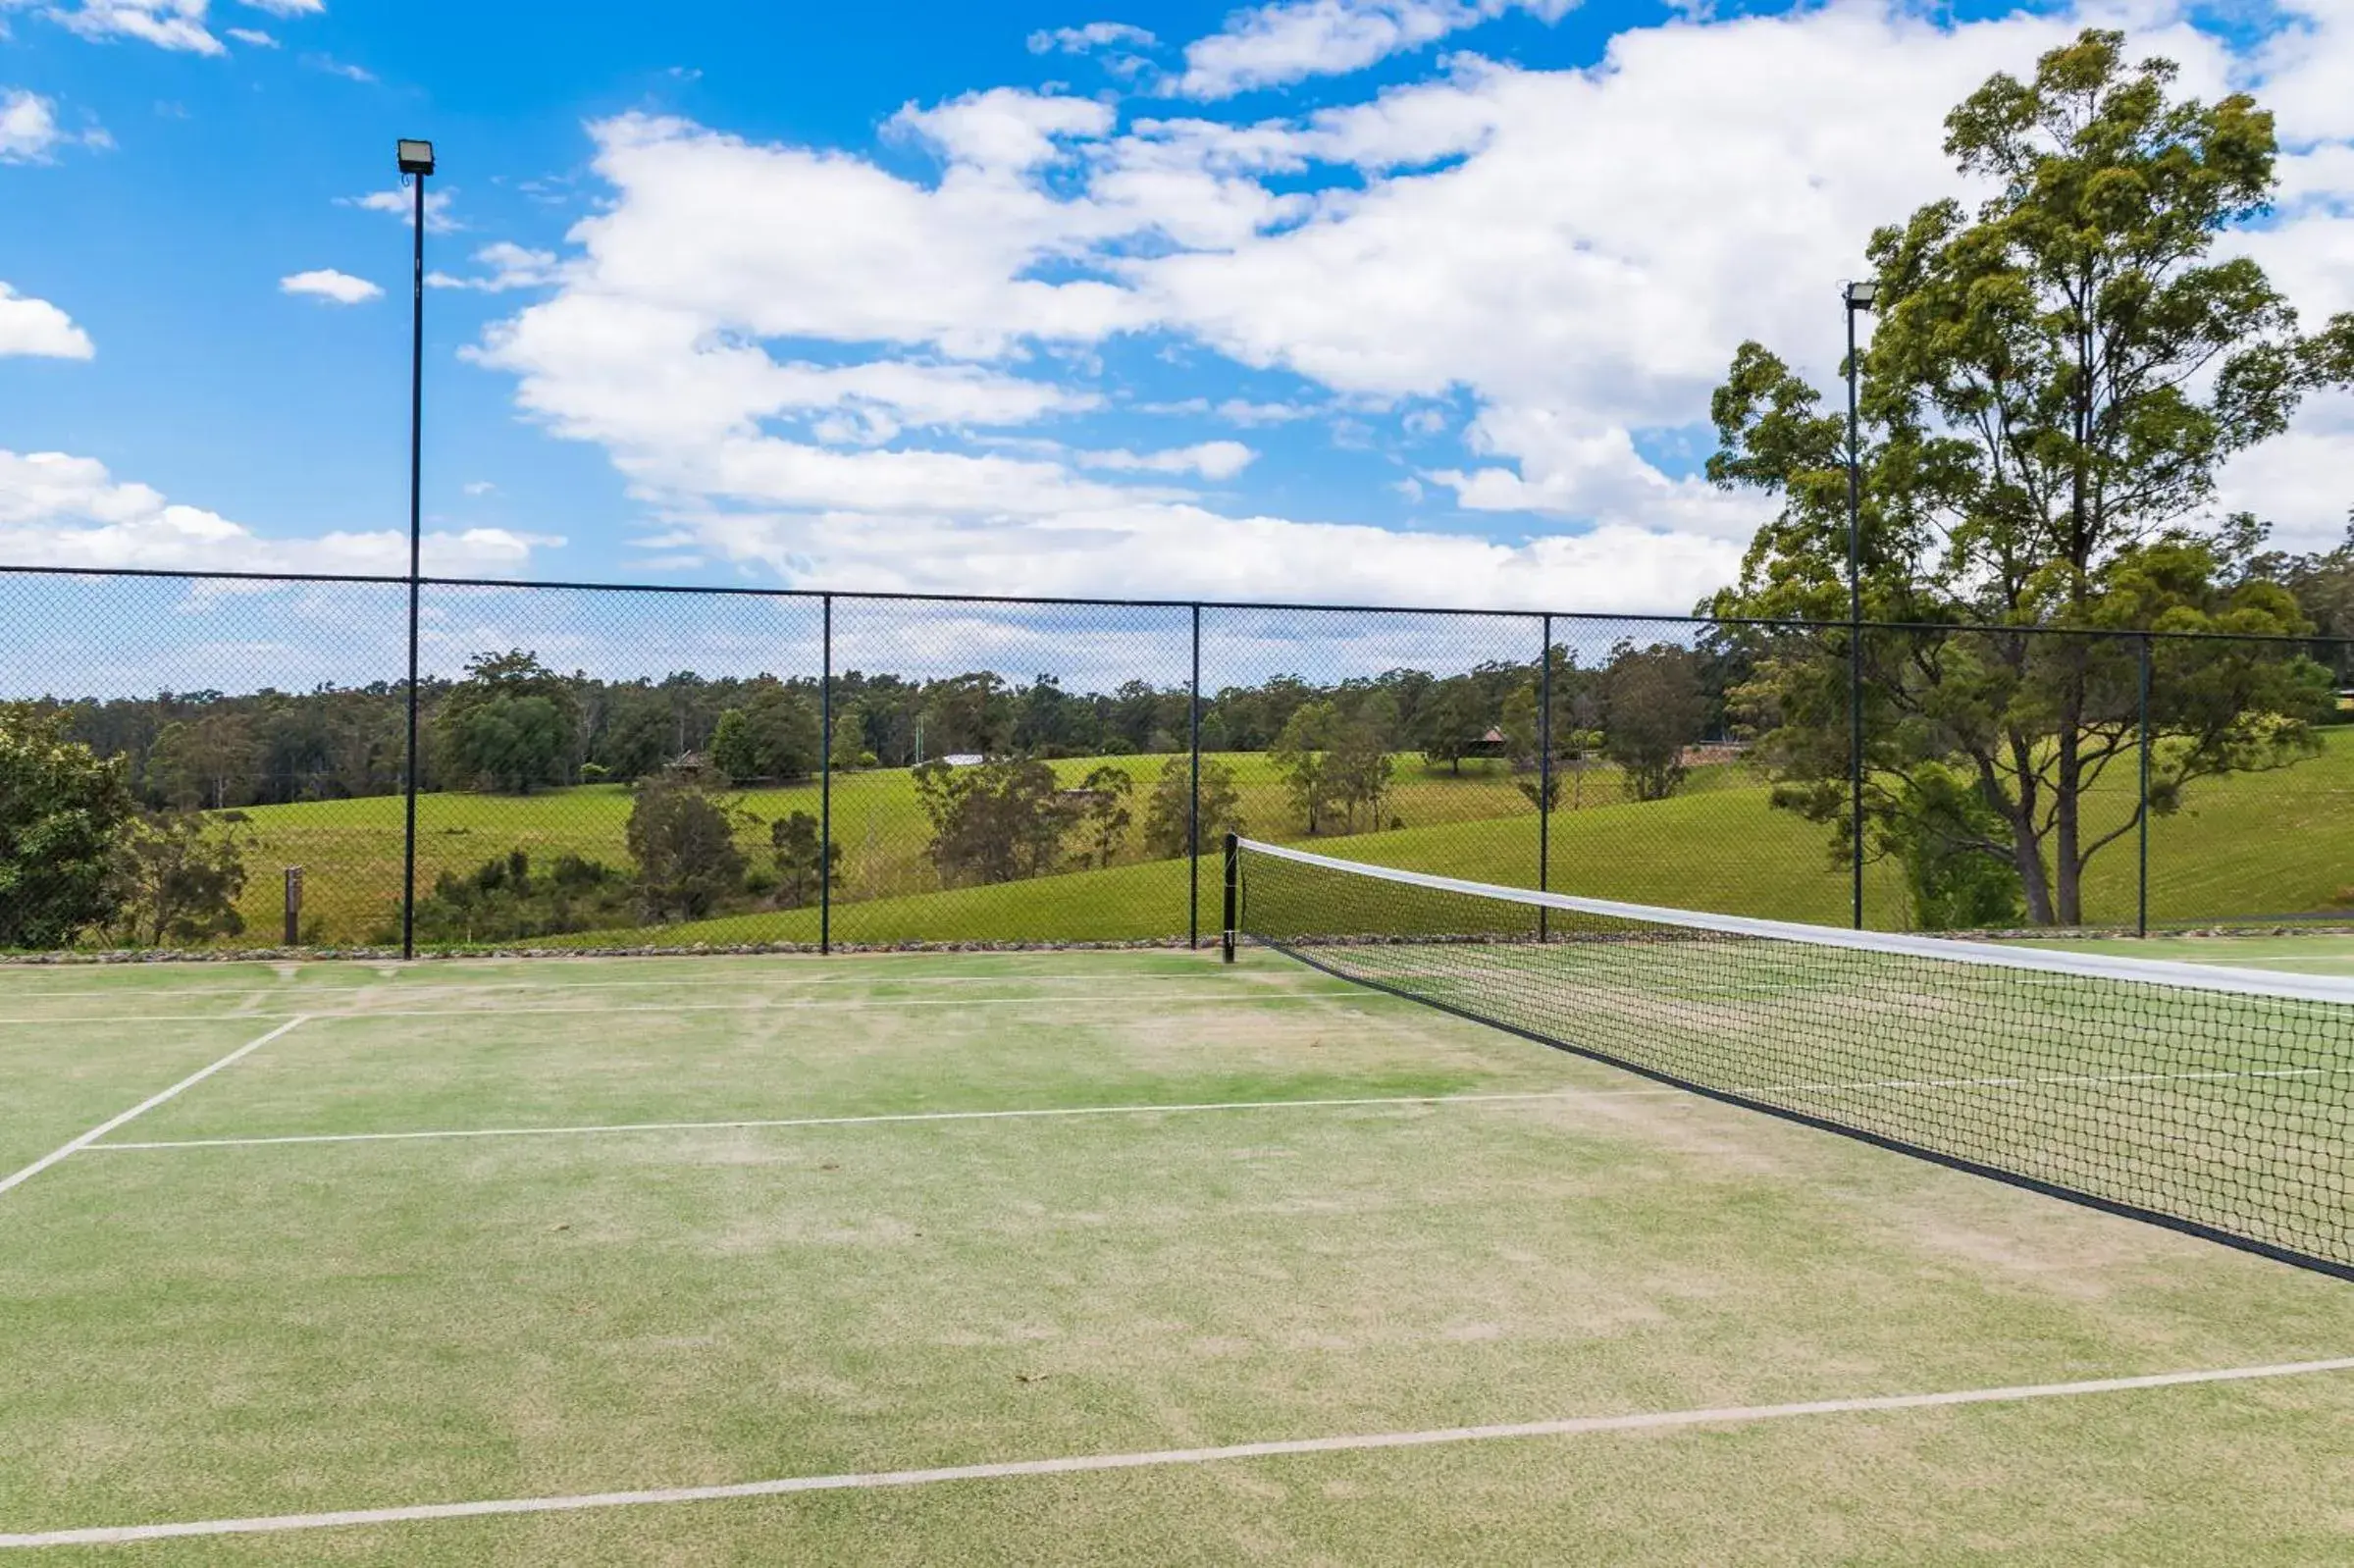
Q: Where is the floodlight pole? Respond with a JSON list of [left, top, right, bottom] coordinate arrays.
[[398, 140, 435, 961], [1188, 602, 1201, 949], [1538, 613, 1551, 943], [1843, 281, 1876, 932]]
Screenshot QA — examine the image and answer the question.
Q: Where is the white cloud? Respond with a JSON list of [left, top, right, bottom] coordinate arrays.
[[1076, 441, 1257, 479], [2218, 392, 2354, 553], [463, 481, 497, 497], [654, 500, 1740, 611], [302, 53, 373, 82], [341, 185, 459, 233], [452, 5, 2350, 614], [0, 89, 60, 162], [889, 86, 1117, 175], [224, 25, 275, 44], [426, 241, 561, 292], [0, 448, 556, 575], [1175, 0, 1574, 99], [0, 87, 104, 162], [238, 0, 323, 15], [39, 0, 225, 54], [279, 268, 382, 304], [1028, 21, 1157, 54], [0, 283, 94, 358]]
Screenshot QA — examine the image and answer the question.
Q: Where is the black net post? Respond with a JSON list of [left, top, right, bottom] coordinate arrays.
[[1538, 612, 1552, 942], [2138, 630, 2152, 939], [1221, 831, 1239, 963], [1188, 601, 1202, 949], [819, 592, 833, 957]]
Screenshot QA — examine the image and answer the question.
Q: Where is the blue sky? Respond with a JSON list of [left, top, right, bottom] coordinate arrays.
[[2, 0, 2349, 611]]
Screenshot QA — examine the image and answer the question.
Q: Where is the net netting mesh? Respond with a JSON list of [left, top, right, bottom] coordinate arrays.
[[1231, 839, 2354, 1281]]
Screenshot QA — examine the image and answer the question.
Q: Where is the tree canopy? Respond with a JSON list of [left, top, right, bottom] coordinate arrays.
[[1706, 29, 2353, 925]]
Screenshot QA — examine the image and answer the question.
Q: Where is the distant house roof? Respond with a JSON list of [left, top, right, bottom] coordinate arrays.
[[940, 753, 986, 766]]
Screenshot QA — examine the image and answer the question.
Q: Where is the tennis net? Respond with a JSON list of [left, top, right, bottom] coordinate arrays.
[[1223, 836, 2354, 1281]]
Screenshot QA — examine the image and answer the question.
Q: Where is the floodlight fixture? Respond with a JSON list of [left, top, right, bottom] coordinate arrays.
[[1845, 279, 1879, 312], [396, 138, 436, 177]]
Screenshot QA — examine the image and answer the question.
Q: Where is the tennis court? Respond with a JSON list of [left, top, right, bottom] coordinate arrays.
[[5, 932, 2354, 1561]]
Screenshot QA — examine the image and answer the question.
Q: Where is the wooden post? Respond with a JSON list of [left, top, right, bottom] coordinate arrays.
[[284, 866, 303, 948]]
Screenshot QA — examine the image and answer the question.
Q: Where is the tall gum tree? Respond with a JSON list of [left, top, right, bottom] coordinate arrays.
[[1706, 29, 2354, 925]]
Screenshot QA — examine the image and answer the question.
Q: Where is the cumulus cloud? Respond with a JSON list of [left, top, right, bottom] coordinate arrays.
[[0, 283, 94, 359], [0, 89, 62, 162], [341, 185, 459, 233], [427, 241, 561, 292], [1075, 441, 1257, 479], [448, 2, 2354, 611], [0, 448, 555, 575], [37, 0, 225, 53], [2219, 392, 2354, 553], [302, 53, 374, 82], [651, 500, 1742, 610], [1028, 21, 1156, 54], [1176, 0, 1574, 99], [0, 88, 105, 162], [279, 268, 382, 304]]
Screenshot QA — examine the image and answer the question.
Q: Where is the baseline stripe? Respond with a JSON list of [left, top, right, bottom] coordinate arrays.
[[6, 1357, 2349, 1548], [0, 1017, 309, 1199]]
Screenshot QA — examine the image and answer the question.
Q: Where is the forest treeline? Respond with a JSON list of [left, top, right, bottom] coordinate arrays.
[[26, 637, 1743, 810]]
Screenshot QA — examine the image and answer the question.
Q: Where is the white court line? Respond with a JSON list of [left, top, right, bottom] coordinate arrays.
[[6, 1356, 2349, 1549], [89, 1088, 1679, 1152], [0, 969, 1260, 1004], [0, 1017, 309, 1199], [0, 992, 1360, 1030], [86, 1058, 2339, 1155]]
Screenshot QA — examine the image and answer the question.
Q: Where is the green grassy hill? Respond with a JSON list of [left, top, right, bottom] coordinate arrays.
[[228, 751, 1603, 945], [215, 730, 2354, 951]]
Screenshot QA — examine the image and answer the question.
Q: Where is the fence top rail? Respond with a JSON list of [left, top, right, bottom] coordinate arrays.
[[0, 562, 2346, 650]]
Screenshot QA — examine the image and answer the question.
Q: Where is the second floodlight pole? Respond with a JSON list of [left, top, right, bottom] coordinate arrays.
[[397, 138, 435, 961], [1843, 280, 1876, 932]]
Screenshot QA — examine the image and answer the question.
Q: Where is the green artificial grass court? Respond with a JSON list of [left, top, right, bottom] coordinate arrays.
[[4, 948, 2353, 1563]]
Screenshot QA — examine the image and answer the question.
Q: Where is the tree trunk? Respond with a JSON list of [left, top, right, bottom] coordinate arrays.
[[2053, 690, 2085, 926], [1985, 737, 2056, 924]]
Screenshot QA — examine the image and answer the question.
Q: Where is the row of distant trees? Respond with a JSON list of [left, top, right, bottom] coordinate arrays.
[[24, 638, 1737, 811]]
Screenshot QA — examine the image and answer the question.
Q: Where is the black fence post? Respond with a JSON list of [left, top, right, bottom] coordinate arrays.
[[1538, 612, 1551, 943], [2138, 631, 2152, 939], [820, 592, 833, 957], [1221, 832, 1239, 964], [1188, 602, 1202, 950]]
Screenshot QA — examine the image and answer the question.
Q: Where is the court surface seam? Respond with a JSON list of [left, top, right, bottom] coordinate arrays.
[[0, 1017, 310, 1199], [5, 1355, 2348, 1548]]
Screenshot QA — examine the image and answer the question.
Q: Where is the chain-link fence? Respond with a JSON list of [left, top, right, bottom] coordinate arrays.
[[4, 564, 2349, 956]]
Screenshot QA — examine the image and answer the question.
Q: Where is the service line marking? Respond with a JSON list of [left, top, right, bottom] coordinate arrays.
[[91, 1088, 1670, 1151], [0, 1017, 310, 1199], [5, 1356, 2349, 1548]]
